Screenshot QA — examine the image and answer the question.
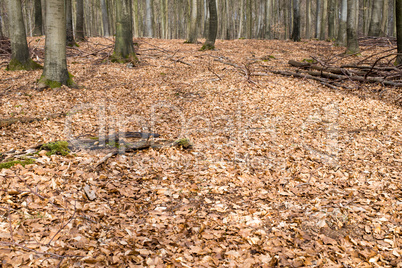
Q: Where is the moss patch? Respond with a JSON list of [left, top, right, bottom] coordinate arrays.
[[200, 44, 215, 51], [37, 73, 77, 89], [110, 52, 138, 64], [0, 158, 35, 170], [6, 58, 42, 71], [40, 141, 70, 156], [174, 138, 193, 149]]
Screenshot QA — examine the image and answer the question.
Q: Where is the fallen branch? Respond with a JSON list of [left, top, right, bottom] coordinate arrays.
[[0, 112, 66, 128]]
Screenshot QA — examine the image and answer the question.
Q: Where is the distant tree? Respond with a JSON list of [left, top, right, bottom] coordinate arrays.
[[186, 0, 199, 43], [315, 0, 321, 39], [396, 0, 402, 65], [38, 0, 76, 89], [145, 0, 154, 37], [320, 0, 328, 40], [246, 0, 252, 39], [380, 0, 389, 36], [66, 0, 76, 46], [32, 0, 43, 36], [201, 0, 217, 50], [346, 0, 360, 54], [5, 0, 41, 70], [368, 0, 383, 36], [291, 0, 300, 41], [336, 0, 347, 46], [328, 0, 335, 39], [111, 0, 137, 63], [75, 0, 85, 41], [101, 0, 110, 36], [305, 0, 311, 39]]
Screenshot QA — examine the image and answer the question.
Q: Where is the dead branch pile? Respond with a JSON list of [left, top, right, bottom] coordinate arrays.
[[276, 56, 402, 89]]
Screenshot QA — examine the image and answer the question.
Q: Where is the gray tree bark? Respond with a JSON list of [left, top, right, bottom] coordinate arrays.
[[38, 0, 74, 88], [346, 0, 360, 54], [380, 0, 389, 36], [145, 0, 154, 37], [291, 0, 300, 41], [395, 0, 402, 64], [65, 0, 75, 45], [202, 0, 217, 49], [320, 0, 328, 40], [6, 0, 40, 70], [315, 0, 321, 39], [112, 0, 136, 62], [305, 0, 311, 39], [246, 0, 252, 38], [187, 0, 198, 42], [328, 0, 335, 39], [337, 0, 347, 45], [32, 0, 43, 36], [75, 0, 85, 41], [368, 0, 383, 36], [101, 0, 110, 36]]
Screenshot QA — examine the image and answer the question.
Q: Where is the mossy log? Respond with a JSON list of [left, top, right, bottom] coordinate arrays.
[[0, 112, 66, 128]]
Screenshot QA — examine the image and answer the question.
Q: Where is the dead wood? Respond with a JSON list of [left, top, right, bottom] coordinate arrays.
[[0, 112, 66, 128]]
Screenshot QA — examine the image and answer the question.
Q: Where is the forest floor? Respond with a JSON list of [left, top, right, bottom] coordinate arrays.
[[0, 37, 401, 267]]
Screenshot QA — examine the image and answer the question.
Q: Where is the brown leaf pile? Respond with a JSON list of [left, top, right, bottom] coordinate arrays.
[[0, 38, 401, 267]]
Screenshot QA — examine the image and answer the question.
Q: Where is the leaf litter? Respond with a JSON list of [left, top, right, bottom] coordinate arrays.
[[0, 37, 401, 267]]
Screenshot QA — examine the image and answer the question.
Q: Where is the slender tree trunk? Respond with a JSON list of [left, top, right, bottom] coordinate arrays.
[[160, 0, 166, 38], [6, 0, 40, 70], [145, 0, 153, 37], [291, 0, 300, 41], [380, 0, 389, 36], [65, 0, 75, 45], [337, 0, 347, 45], [320, 0, 328, 39], [202, 0, 217, 49], [112, 0, 136, 62], [246, 0, 252, 38], [306, 0, 311, 39], [38, 0, 74, 88], [238, 0, 244, 38], [395, 0, 402, 64], [100, 0, 110, 36], [346, 0, 360, 54], [328, 0, 335, 38], [315, 0, 321, 39], [33, 0, 43, 35], [368, 0, 383, 36], [75, 0, 85, 41], [187, 0, 198, 42]]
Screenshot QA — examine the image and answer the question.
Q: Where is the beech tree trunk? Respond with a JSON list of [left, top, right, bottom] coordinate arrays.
[[368, 0, 383, 36], [246, 0, 252, 38], [112, 0, 136, 62], [380, 0, 389, 36], [291, 0, 300, 41], [101, 0, 110, 36], [145, 0, 154, 37], [395, 0, 402, 64], [346, 0, 360, 54], [315, 0, 321, 39], [75, 0, 85, 41], [6, 0, 40, 70], [65, 0, 75, 45], [39, 0, 74, 88], [328, 0, 335, 39], [187, 0, 198, 43], [337, 0, 347, 46], [305, 0, 311, 39], [320, 0, 328, 40], [32, 0, 43, 36], [202, 0, 217, 49]]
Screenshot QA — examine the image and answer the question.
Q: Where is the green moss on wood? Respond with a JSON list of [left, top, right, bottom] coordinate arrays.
[[0, 158, 35, 170], [110, 52, 138, 64], [40, 141, 70, 156], [200, 44, 215, 51], [6, 58, 42, 71], [174, 138, 193, 149], [37, 72, 77, 89]]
